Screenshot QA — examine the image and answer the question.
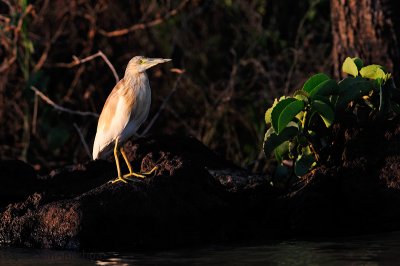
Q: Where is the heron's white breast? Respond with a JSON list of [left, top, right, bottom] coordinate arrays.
[[119, 73, 151, 142]]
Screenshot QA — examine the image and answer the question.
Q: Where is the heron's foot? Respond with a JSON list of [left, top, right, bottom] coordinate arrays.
[[142, 166, 158, 175], [122, 166, 158, 180], [122, 172, 145, 179], [110, 176, 129, 184]]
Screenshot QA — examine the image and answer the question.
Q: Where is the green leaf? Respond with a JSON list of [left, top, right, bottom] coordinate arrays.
[[294, 154, 316, 177], [312, 99, 335, 127], [265, 98, 279, 124], [302, 73, 330, 93], [353, 57, 364, 70], [265, 96, 288, 124], [302, 145, 313, 156], [342, 57, 359, 77], [263, 125, 299, 156], [309, 79, 339, 99], [271, 98, 296, 132], [360, 65, 386, 80], [277, 100, 304, 134], [274, 141, 290, 163], [293, 90, 309, 102], [294, 90, 309, 97], [295, 111, 305, 121], [336, 77, 374, 110], [312, 94, 332, 105]]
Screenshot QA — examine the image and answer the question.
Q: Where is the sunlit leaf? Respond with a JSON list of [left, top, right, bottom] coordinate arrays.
[[295, 111, 305, 121], [302, 145, 313, 156], [293, 90, 309, 102], [265, 98, 279, 124], [342, 57, 359, 77], [274, 141, 290, 163], [360, 65, 386, 80]]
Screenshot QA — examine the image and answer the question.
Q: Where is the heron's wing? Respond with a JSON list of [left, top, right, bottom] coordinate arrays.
[[92, 79, 133, 159]]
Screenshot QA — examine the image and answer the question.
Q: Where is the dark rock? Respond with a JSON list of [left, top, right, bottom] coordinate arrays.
[[3, 123, 400, 250], [0, 136, 277, 250]]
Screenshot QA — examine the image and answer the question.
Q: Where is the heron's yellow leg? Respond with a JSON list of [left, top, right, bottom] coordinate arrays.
[[120, 147, 145, 179], [111, 138, 127, 184], [141, 165, 158, 175], [120, 147, 133, 174]]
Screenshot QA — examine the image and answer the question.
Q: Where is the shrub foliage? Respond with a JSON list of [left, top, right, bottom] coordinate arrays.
[[264, 57, 398, 177]]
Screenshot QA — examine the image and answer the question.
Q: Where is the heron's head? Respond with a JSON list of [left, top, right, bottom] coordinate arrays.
[[125, 56, 171, 76]]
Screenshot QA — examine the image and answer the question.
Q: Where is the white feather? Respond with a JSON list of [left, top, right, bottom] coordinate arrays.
[[92, 73, 151, 160]]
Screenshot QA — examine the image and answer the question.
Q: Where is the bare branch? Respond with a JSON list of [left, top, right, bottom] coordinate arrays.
[[30, 86, 99, 117], [98, 0, 189, 38], [1, 0, 13, 13], [0, 4, 33, 73], [140, 69, 185, 136], [32, 92, 38, 135], [33, 16, 68, 72], [54, 51, 119, 84], [73, 123, 92, 160]]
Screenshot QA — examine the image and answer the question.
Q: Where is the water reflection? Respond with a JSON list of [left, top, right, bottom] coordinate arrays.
[[2, 232, 400, 265]]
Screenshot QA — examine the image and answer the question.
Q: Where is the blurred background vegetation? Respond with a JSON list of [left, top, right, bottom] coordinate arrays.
[[0, 0, 333, 173]]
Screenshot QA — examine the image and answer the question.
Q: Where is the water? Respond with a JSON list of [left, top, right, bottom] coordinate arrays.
[[2, 232, 400, 265]]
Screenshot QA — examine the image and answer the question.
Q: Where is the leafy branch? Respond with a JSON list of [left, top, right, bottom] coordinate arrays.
[[264, 57, 399, 179]]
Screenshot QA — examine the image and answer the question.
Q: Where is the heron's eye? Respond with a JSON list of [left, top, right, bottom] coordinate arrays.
[[139, 59, 144, 64]]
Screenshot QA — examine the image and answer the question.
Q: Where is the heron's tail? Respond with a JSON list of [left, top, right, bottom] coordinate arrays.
[[92, 145, 100, 160], [92, 140, 114, 160]]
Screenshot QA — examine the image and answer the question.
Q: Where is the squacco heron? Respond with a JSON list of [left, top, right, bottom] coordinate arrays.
[[92, 56, 171, 183]]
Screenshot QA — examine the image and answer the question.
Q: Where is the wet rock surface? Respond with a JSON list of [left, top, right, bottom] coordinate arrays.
[[2, 127, 400, 250]]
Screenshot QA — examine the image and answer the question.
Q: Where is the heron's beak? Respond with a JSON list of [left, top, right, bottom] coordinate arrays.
[[143, 58, 171, 69]]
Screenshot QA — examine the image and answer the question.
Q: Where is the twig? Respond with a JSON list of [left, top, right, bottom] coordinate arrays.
[[0, 15, 10, 22], [98, 0, 189, 38], [1, 0, 13, 13], [0, 4, 33, 73], [32, 92, 38, 134], [54, 51, 119, 84], [33, 16, 68, 72], [140, 69, 185, 136], [73, 123, 92, 160], [30, 86, 99, 117]]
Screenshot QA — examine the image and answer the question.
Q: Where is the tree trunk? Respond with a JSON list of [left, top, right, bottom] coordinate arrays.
[[331, 0, 400, 81]]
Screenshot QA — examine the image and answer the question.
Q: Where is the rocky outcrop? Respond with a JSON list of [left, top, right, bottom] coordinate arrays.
[[0, 136, 278, 250], [2, 119, 400, 250]]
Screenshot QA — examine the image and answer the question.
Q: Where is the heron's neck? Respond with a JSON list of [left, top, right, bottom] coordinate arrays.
[[124, 72, 149, 91]]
